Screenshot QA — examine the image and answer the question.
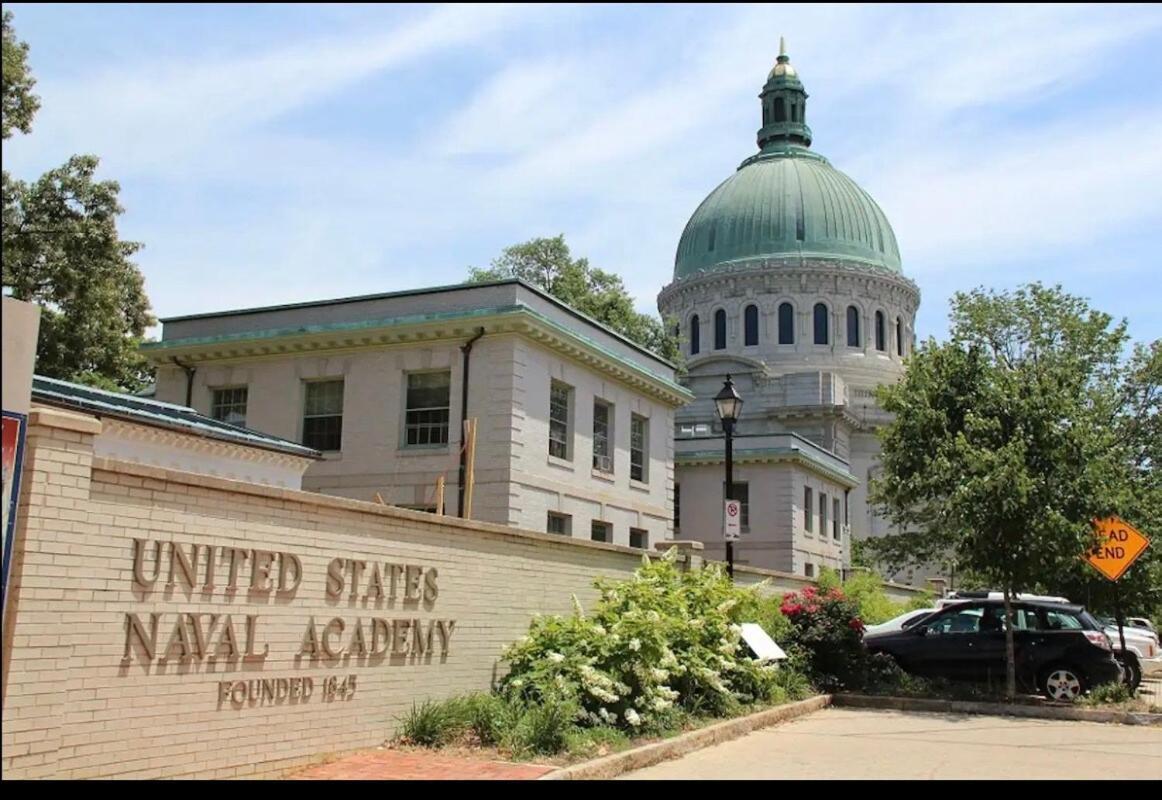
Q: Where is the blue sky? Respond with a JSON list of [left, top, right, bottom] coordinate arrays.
[[5, 3, 1162, 345]]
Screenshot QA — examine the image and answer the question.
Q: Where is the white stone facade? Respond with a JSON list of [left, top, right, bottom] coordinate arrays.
[[660, 261, 922, 579], [149, 281, 688, 550]]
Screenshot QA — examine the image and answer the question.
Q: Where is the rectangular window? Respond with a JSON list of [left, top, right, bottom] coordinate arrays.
[[724, 482, 750, 531], [592, 400, 613, 472], [805, 563, 815, 578], [630, 414, 648, 482], [820, 492, 828, 537], [549, 381, 572, 460], [674, 484, 681, 532], [833, 498, 841, 540], [630, 528, 648, 550], [302, 380, 344, 451], [405, 371, 451, 447], [804, 487, 814, 533], [211, 386, 248, 427], [591, 520, 611, 543], [547, 512, 571, 536]]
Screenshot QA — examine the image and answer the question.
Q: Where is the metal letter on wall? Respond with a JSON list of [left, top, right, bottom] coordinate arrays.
[[2, 411, 28, 628]]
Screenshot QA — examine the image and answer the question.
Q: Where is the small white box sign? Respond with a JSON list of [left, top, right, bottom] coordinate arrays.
[[739, 623, 787, 662], [724, 499, 741, 541]]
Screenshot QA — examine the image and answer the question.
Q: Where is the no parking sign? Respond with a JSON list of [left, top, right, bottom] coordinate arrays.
[[724, 499, 741, 541]]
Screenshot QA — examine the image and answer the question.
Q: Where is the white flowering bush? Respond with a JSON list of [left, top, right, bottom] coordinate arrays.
[[499, 550, 803, 733]]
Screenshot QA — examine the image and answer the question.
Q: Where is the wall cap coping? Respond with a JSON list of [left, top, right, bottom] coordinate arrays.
[[89, 455, 661, 561], [28, 406, 103, 435]]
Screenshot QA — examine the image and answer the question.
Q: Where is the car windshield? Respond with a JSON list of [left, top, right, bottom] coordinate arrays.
[[900, 611, 934, 629]]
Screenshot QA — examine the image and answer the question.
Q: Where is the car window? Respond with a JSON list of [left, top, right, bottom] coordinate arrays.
[[924, 607, 983, 635], [901, 611, 932, 630], [1035, 609, 1084, 630]]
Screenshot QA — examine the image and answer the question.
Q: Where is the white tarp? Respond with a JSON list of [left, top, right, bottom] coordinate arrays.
[[739, 623, 787, 662]]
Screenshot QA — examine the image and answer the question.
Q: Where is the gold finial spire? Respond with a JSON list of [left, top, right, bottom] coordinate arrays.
[[779, 35, 786, 58]]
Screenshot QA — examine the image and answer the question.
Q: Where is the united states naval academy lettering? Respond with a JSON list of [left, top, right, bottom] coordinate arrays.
[[122, 539, 457, 705]]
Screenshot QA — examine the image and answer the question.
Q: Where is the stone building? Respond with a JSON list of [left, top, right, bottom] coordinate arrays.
[[145, 279, 692, 549], [658, 44, 922, 579]]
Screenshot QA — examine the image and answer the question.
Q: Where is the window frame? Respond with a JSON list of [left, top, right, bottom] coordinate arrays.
[[301, 379, 345, 452], [630, 413, 649, 483], [744, 304, 759, 346], [547, 512, 572, 536], [549, 380, 574, 461], [403, 369, 452, 449], [592, 399, 614, 473], [210, 386, 248, 427], [778, 302, 795, 345]]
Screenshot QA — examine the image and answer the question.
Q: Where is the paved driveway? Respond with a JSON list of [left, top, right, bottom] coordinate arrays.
[[619, 708, 1162, 780]]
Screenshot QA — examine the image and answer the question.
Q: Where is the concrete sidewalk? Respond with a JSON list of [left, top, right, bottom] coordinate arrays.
[[619, 708, 1162, 780]]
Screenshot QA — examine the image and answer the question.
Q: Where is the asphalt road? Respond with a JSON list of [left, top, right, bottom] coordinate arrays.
[[619, 708, 1162, 780]]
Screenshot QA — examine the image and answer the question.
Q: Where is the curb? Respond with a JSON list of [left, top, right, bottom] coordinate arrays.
[[538, 695, 832, 780], [833, 693, 1162, 726]]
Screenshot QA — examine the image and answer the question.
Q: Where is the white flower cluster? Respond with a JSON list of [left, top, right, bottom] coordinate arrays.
[[579, 664, 622, 704]]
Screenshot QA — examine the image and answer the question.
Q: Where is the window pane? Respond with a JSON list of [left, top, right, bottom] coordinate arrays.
[[690, 315, 700, 355], [591, 521, 609, 543], [896, 317, 904, 357], [804, 487, 813, 532], [303, 381, 344, 451], [592, 401, 612, 472], [833, 498, 841, 539], [813, 303, 828, 345], [406, 371, 451, 446], [744, 305, 759, 346], [714, 309, 726, 350], [846, 306, 860, 347], [549, 382, 571, 460], [875, 311, 885, 351], [547, 513, 570, 536], [211, 387, 248, 427], [674, 484, 681, 532], [303, 414, 342, 451], [630, 528, 648, 549], [778, 303, 794, 344], [305, 380, 344, 416], [820, 493, 828, 533], [630, 415, 647, 482]]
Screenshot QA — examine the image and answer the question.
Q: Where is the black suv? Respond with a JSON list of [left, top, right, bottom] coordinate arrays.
[[864, 599, 1122, 701]]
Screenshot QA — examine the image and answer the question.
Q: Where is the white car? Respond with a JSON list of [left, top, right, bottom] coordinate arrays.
[[1126, 617, 1157, 635], [1098, 618, 1162, 688], [864, 608, 939, 636]]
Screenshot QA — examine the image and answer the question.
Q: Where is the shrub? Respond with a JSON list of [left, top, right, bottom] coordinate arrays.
[[779, 585, 867, 690], [500, 550, 798, 735], [1081, 680, 1134, 706], [563, 726, 631, 760], [504, 694, 581, 755], [397, 699, 464, 747]]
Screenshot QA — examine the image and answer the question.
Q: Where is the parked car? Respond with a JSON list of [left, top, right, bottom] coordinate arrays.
[[1095, 617, 1162, 691], [864, 608, 939, 636], [1126, 617, 1157, 635], [864, 599, 1123, 701]]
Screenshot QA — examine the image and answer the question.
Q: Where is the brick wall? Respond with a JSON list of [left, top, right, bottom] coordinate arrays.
[[1, 407, 917, 779]]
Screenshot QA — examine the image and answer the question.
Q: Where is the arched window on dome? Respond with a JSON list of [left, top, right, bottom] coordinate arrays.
[[714, 309, 727, 350], [846, 306, 860, 347], [774, 98, 786, 123], [690, 315, 700, 355], [896, 317, 904, 357], [875, 311, 886, 352], [813, 303, 829, 345], [744, 305, 759, 346], [778, 303, 794, 344]]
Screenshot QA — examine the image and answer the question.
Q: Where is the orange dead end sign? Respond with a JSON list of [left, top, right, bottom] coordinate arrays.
[[1085, 517, 1150, 581]]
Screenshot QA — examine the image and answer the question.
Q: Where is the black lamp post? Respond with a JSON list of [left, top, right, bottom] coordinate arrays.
[[714, 374, 743, 580]]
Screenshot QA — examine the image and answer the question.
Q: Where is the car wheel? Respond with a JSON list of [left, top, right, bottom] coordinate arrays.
[[1040, 665, 1086, 702], [1116, 653, 1142, 692]]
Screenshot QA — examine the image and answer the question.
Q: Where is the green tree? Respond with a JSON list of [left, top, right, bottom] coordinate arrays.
[[866, 284, 1153, 698], [1, 12, 153, 391], [468, 235, 681, 363], [2, 10, 39, 139]]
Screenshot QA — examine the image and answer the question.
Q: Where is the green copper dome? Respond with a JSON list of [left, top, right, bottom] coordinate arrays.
[[674, 43, 902, 280]]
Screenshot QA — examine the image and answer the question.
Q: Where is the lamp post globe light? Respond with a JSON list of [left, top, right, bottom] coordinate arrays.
[[714, 375, 743, 579]]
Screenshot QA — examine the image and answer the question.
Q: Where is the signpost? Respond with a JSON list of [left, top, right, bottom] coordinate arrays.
[[1085, 516, 1151, 675], [724, 499, 741, 541]]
